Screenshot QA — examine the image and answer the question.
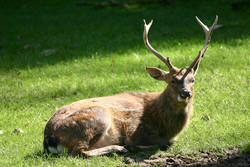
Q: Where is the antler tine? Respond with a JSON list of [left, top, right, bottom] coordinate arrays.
[[197, 15, 218, 56], [189, 16, 218, 70], [143, 19, 174, 69], [189, 16, 218, 73]]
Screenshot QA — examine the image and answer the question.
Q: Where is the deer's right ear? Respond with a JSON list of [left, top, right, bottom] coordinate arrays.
[[146, 67, 169, 81]]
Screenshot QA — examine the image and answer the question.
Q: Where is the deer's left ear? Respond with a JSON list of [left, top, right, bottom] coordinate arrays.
[[146, 67, 169, 81]]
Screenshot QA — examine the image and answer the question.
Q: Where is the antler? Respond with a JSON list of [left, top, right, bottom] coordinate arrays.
[[143, 19, 174, 69], [189, 15, 218, 74]]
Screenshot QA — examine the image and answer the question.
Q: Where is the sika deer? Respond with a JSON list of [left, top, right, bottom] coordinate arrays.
[[44, 16, 218, 156]]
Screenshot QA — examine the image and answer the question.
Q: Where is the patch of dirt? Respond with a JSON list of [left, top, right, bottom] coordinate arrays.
[[120, 147, 250, 166]]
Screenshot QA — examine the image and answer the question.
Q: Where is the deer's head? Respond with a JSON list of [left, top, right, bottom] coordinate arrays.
[[143, 16, 218, 104]]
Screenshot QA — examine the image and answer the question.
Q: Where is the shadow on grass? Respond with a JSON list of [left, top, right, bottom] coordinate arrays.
[[121, 145, 250, 166], [25, 146, 250, 166], [23, 147, 162, 165], [0, 0, 249, 70], [24, 146, 164, 165]]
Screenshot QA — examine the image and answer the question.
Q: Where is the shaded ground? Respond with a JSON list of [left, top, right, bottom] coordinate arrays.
[[120, 147, 250, 166]]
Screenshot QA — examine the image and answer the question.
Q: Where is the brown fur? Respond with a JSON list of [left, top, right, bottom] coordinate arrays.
[[44, 67, 195, 156]]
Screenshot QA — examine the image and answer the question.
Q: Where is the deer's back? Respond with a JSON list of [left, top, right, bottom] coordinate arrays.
[[44, 92, 157, 152]]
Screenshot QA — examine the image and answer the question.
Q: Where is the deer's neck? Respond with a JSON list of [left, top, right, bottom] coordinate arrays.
[[145, 88, 193, 141]]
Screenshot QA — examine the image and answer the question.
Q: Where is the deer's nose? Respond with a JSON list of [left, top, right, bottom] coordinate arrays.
[[180, 90, 192, 98]]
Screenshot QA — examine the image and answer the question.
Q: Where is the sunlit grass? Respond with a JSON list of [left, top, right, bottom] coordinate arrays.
[[0, 0, 249, 166]]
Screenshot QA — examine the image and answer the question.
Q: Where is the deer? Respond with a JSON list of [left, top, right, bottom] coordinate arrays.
[[43, 16, 218, 157]]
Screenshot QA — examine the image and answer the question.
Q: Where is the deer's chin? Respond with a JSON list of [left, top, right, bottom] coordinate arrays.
[[177, 94, 189, 103]]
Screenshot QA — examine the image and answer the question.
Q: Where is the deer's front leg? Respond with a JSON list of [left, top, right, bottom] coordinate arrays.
[[126, 133, 171, 152], [80, 145, 128, 157]]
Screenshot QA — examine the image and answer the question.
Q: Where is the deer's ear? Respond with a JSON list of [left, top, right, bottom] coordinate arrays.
[[146, 67, 169, 81]]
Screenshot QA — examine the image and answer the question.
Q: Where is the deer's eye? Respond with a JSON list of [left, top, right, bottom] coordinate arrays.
[[191, 79, 195, 83]]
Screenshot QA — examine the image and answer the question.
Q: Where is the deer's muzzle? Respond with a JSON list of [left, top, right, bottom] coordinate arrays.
[[180, 90, 192, 99]]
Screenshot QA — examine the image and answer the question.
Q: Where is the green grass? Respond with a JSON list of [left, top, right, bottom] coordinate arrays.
[[0, 0, 249, 166]]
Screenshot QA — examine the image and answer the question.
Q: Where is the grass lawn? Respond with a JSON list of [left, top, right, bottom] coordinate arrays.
[[0, 0, 249, 166]]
